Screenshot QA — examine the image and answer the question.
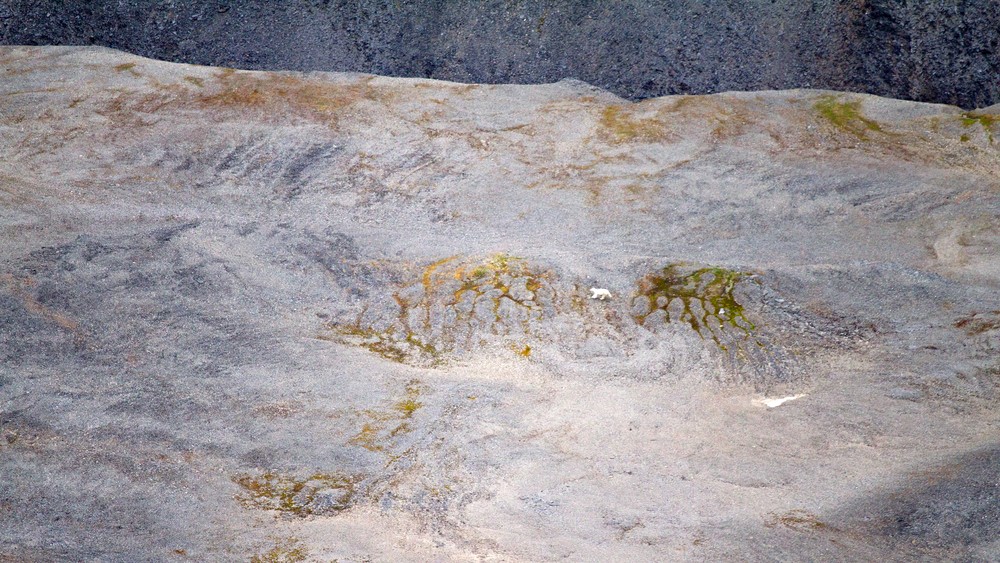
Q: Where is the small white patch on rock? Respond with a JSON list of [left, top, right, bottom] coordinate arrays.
[[754, 394, 806, 408]]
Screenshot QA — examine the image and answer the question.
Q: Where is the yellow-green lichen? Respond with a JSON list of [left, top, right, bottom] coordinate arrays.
[[404, 333, 439, 358], [322, 323, 441, 366], [392, 402, 420, 419], [324, 255, 551, 364], [814, 95, 883, 140], [349, 422, 385, 452], [633, 264, 755, 349], [250, 538, 308, 563], [960, 112, 997, 143], [233, 472, 358, 516], [599, 105, 672, 144], [450, 254, 537, 300], [349, 380, 425, 457]]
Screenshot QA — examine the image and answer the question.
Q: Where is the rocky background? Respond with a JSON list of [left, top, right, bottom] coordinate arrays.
[[2, 0, 999, 110], [1, 46, 998, 561]]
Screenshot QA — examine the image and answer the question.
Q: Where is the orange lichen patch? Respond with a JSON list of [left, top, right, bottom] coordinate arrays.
[[446, 254, 548, 315], [113, 62, 141, 77], [793, 94, 988, 167], [93, 92, 172, 128], [661, 95, 758, 141], [422, 255, 459, 298], [317, 324, 432, 365], [764, 510, 831, 532], [349, 422, 386, 452], [0, 274, 81, 334], [0, 175, 37, 204], [599, 104, 676, 144], [95, 71, 394, 128], [194, 73, 389, 120], [954, 310, 1000, 335], [410, 82, 479, 95], [530, 98, 754, 204]]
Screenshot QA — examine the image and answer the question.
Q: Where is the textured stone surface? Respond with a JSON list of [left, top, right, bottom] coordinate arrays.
[[1, 47, 999, 561], [2, 0, 999, 109]]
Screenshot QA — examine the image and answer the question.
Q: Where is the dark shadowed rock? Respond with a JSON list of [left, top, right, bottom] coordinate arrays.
[[1, 0, 998, 109]]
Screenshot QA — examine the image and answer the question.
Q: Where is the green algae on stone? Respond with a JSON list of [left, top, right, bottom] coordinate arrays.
[[633, 263, 755, 348], [233, 472, 358, 516], [813, 95, 883, 140]]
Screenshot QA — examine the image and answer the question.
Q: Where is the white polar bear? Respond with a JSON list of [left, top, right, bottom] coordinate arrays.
[[589, 288, 612, 300]]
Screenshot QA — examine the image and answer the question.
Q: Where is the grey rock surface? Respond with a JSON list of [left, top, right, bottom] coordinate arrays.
[[1, 46, 999, 561], [2, 0, 999, 109]]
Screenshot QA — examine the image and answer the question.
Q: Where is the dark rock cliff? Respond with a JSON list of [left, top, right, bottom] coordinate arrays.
[[1, 1, 997, 105]]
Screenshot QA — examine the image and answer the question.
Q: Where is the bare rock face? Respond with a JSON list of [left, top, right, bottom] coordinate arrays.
[[2, 0, 999, 109], [1, 47, 999, 561]]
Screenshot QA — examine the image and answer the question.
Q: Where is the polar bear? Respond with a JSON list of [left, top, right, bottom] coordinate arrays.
[[589, 288, 612, 300]]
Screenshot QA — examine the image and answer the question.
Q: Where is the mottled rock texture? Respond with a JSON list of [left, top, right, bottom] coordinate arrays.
[[1, 46, 998, 561], [2, 0, 999, 109]]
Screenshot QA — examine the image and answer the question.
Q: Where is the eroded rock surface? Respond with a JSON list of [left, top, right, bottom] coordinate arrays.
[[1, 47, 999, 561]]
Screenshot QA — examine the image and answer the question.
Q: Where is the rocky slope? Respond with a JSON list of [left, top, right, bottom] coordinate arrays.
[[2, 0, 999, 109], [1, 46, 999, 561]]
